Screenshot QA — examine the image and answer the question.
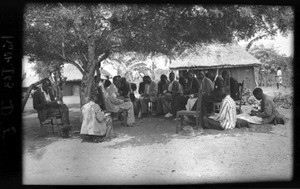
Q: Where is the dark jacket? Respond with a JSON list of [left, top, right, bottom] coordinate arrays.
[[118, 81, 131, 99], [157, 80, 169, 95], [256, 94, 279, 124], [32, 87, 56, 122], [199, 76, 214, 95], [186, 77, 200, 96], [138, 82, 146, 95], [230, 77, 239, 101]]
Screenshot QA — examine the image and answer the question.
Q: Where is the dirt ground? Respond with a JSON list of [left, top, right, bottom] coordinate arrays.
[[22, 86, 293, 185]]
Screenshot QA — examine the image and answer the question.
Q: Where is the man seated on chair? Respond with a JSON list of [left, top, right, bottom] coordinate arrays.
[[104, 77, 136, 127], [202, 86, 237, 130], [247, 88, 285, 125], [33, 78, 71, 138], [118, 77, 131, 100], [80, 96, 114, 143], [183, 70, 214, 123], [156, 74, 169, 115], [137, 75, 158, 118], [161, 72, 183, 117], [165, 70, 200, 118]]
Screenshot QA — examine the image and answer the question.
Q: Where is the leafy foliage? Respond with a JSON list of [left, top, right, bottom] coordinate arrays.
[[23, 3, 293, 105]]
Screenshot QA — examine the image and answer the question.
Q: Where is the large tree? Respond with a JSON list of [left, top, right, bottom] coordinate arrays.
[[24, 3, 293, 106]]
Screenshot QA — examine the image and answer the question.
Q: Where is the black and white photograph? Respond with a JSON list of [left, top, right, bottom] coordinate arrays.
[[21, 3, 294, 185]]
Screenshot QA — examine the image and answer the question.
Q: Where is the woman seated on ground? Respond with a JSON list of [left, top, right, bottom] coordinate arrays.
[[80, 97, 114, 143]]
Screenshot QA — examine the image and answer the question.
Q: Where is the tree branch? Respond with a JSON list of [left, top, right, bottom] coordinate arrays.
[[58, 53, 85, 74]]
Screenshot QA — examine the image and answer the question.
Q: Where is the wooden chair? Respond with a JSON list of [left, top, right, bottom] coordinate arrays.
[[39, 113, 63, 134], [176, 92, 202, 134]]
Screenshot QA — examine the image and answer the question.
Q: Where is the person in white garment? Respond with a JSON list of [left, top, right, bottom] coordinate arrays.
[[276, 67, 286, 89], [80, 97, 113, 143]]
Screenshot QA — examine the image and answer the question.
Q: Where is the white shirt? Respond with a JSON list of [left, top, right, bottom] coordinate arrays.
[[277, 70, 282, 77], [209, 95, 237, 130], [80, 101, 107, 136], [41, 87, 51, 102]]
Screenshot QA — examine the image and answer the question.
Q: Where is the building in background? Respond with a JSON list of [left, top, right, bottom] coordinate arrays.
[[169, 43, 261, 90]]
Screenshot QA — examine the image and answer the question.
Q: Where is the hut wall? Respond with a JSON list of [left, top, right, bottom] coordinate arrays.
[[228, 67, 256, 91], [72, 84, 80, 96], [63, 83, 73, 96]]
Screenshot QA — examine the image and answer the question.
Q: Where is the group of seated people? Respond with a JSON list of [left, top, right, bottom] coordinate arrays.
[[32, 69, 286, 142]]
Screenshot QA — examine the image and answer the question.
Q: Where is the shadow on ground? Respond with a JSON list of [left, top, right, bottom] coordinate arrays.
[[23, 110, 289, 155], [104, 115, 278, 149]]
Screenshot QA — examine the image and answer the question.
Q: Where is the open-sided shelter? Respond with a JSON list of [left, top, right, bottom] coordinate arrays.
[[169, 43, 261, 90]]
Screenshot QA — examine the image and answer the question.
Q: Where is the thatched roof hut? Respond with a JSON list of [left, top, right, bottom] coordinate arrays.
[[169, 43, 261, 90], [62, 64, 112, 96]]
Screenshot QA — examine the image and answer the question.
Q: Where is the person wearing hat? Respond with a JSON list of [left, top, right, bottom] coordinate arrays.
[[32, 78, 71, 138]]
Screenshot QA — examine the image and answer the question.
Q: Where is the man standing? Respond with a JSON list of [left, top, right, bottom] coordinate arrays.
[[33, 78, 71, 138], [276, 67, 286, 89]]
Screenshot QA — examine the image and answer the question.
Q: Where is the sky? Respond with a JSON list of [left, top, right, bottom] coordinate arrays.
[[238, 31, 294, 57]]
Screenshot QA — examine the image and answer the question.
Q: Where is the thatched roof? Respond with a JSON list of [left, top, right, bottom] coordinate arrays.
[[169, 43, 261, 70]]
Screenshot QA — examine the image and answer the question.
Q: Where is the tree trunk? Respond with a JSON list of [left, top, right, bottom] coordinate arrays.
[[79, 47, 110, 107], [22, 79, 44, 112]]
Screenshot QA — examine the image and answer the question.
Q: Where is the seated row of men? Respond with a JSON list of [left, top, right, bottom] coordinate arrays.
[[133, 70, 239, 119], [33, 70, 285, 141], [96, 70, 285, 130]]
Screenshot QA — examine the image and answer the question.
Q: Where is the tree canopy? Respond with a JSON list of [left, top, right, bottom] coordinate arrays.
[[23, 3, 293, 105]]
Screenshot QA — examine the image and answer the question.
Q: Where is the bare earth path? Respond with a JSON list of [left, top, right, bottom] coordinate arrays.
[[22, 86, 293, 185]]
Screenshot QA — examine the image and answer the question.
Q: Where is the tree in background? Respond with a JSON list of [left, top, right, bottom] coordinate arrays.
[[103, 51, 151, 83], [32, 60, 66, 101], [249, 44, 293, 87], [24, 4, 293, 107]]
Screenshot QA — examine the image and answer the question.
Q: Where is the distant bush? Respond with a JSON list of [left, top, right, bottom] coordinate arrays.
[[273, 92, 293, 109]]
